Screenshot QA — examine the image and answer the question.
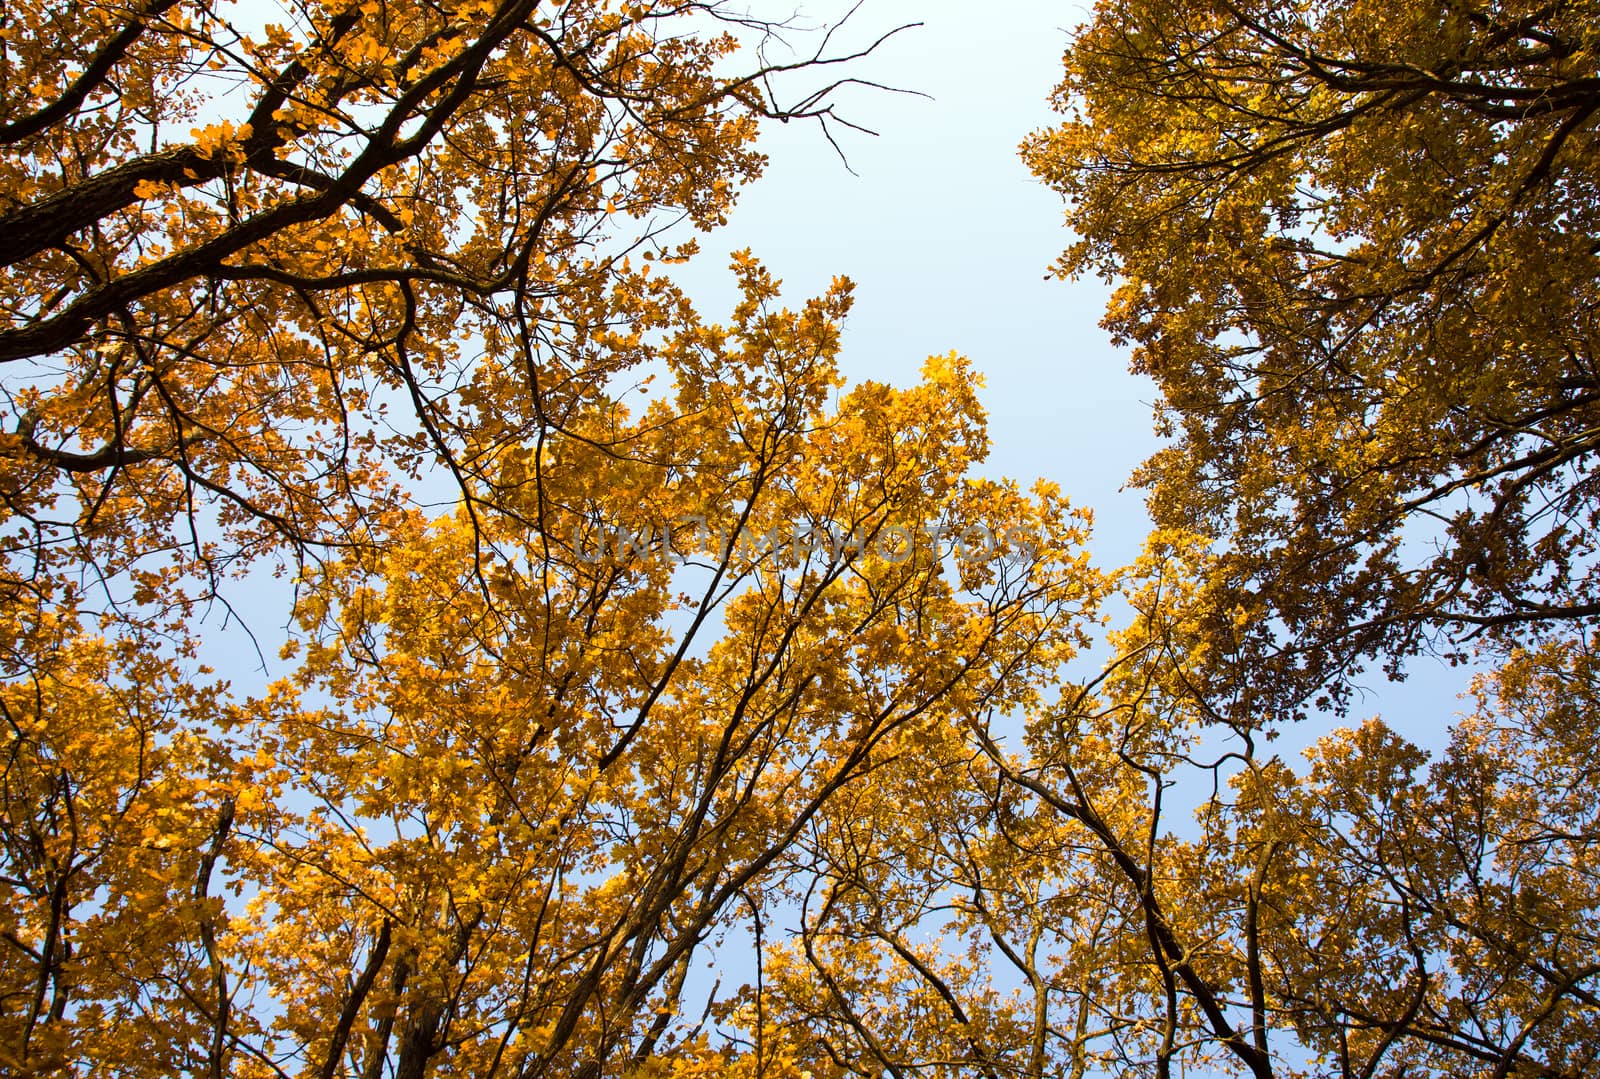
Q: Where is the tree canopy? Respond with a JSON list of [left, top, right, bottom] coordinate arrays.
[[1025, 0, 1600, 716], [5, 0, 1600, 1077], [2, 0, 887, 606]]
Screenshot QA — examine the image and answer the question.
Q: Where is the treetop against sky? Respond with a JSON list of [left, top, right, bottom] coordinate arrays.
[[3, 0, 1599, 1076]]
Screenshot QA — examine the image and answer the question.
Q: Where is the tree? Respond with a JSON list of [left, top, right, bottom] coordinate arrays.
[[12, 0, 1600, 1076], [0, 1, 1112, 1074], [1023, 0, 1600, 716], [0, 0, 896, 615], [1, 242, 1107, 1074]]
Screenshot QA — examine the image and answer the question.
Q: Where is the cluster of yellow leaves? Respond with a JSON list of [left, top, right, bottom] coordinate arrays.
[[1, 0, 775, 602], [0, 592, 268, 1074]]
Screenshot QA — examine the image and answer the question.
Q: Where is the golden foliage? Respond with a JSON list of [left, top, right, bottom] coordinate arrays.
[[1026, 0, 1600, 717], [8, 0, 1600, 1077]]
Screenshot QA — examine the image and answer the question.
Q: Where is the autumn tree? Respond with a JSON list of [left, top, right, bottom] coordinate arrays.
[[0, 0, 904, 607], [2, 186, 1107, 1079], [1024, 0, 1600, 716], [240, 279, 1106, 1079], [14, 0, 1600, 1076], [0, 1, 1116, 1075]]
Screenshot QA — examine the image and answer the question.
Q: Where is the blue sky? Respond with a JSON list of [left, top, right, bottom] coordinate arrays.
[[672, 0, 1157, 565]]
